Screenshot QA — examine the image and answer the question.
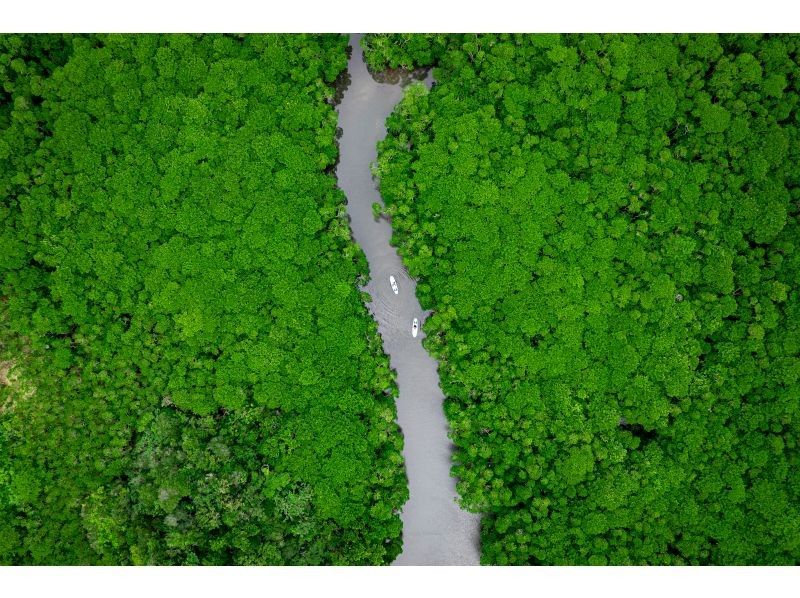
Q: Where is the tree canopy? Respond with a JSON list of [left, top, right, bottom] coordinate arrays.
[[368, 33, 800, 564], [0, 34, 406, 564]]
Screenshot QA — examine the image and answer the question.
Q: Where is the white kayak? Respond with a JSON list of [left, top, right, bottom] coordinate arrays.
[[411, 318, 419, 338], [389, 275, 399, 294]]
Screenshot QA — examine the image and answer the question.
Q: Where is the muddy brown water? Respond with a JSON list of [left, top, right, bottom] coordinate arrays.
[[335, 33, 481, 566]]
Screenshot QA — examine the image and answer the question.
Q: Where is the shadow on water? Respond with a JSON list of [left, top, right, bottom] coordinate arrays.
[[367, 65, 431, 86], [330, 69, 352, 107]]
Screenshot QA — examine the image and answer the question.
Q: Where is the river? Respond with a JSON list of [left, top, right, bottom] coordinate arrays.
[[335, 33, 481, 566]]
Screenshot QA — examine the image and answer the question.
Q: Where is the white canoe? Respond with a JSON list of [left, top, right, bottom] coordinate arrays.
[[411, 318, 419, 338], [389, 275, 399, 294]]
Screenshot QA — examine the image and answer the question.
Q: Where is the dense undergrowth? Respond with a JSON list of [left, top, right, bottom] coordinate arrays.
[[367, 33, 800, 564], [0, 34, 406, 564]]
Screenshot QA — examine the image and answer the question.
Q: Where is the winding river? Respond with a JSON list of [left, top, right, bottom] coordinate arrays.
[[335, 34, 481, 565]]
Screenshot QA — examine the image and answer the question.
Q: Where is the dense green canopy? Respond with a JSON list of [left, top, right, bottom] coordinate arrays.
[[367, 33, 800, 564], [0, 34, 406, 564]]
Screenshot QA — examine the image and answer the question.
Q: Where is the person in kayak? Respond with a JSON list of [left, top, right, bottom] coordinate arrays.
[[411, 318, 419, 338]]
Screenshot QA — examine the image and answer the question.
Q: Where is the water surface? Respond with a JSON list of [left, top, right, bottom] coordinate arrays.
[[335, 33, 481, 566]]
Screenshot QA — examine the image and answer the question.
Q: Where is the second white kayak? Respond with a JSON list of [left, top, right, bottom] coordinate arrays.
[[389, 275, 399, 294], [411, 318, 419, 338]]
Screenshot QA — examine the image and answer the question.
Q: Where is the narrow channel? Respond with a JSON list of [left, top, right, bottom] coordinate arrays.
[[335, 33, 481, 565]]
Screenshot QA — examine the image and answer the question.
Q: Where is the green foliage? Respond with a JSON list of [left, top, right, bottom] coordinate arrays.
[[361, 34, 450, 72], [371, 33, 800, 564], [0, 34, 406, 564]]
